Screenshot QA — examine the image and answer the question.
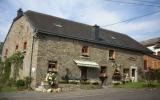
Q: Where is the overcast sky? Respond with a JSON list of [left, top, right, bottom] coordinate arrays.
[[0, 0, 160, 42]]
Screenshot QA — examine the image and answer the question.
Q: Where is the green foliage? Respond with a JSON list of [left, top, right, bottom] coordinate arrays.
[[15, 77, 32, 90], [81, 81, 90, 85], [24, 76, 32, 89], [143, 69, 160, 86], [0, 42, 3, 54], [16, 79, 25, 89], [2, 58, 12, 83], [154, 69, 160, 82], [6, 78, 16, 87], [0, 86, 17, 92], [1, 52, 24, 86], [113, 82, 160, 89], [9, 52, 24, 79], [0, 60, 4, 79]]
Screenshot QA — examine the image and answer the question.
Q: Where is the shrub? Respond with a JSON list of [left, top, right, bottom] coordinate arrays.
[[92, 82, 100, 85], [24, 76, 31, 89], [155, 69, 160, 83], [16, 79, 25, 90], [81, 81, 90, 85]]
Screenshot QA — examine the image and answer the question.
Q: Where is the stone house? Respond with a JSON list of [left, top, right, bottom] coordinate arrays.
[[141, 37, 160, 70], [2, 9, 152, 87]]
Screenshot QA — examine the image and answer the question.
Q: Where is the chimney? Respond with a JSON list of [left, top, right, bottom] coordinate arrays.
[[17, 8, 23, 18], [93, 24, 100, 40], [14, 8, 23, 21]]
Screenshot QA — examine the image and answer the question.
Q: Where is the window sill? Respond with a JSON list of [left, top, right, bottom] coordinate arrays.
[[109, 58, 115, 61], [82, 53, 89, 57]]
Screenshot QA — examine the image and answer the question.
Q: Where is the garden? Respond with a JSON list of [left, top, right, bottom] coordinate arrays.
[[1, 51, 160, 93], [0, 52, 31, 92], [112, 68, 160, 89]]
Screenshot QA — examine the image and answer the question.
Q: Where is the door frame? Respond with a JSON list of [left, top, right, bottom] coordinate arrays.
[[80, 67, 88, 80], [130, 66, 138, 82]]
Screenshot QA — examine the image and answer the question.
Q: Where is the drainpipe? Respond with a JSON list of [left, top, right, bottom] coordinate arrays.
[[29, 31, 38, 88]]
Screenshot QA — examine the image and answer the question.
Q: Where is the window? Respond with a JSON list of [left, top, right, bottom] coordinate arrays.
[[15, 45, 18, 51], [23, 42, 27, 50], [100, 66, 107, 73], [82, 46, 89, 57], [109, 50, 115, 60], [144, 60, 147, 70], [123, 68, 130, 79], [123, 68, 129, 75], [48, 61, 57, 72]]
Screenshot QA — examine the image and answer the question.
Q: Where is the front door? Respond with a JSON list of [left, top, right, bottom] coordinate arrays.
[[81, 67, 87, 80], [130, 66, 137, 82]]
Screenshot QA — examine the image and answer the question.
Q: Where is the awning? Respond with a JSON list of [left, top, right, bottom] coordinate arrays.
[[73, 59, 100, 68]]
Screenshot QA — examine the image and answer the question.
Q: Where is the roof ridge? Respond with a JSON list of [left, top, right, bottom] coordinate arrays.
[[25, 10, 92, 27], [25, 10, 126, 36]]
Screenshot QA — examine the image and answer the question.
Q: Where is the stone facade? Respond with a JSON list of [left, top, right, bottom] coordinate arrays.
[[2, 15, 144, 87], [2, 16, 38, 80], [35, 34, 144, 85]]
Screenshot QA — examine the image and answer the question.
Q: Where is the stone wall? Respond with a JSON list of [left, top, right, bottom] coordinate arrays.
[[36, 34, 144, 85], [2, 16, 38, 81], [2, 15, 144, 87]]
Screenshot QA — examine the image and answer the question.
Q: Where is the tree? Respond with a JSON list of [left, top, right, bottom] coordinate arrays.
[[0, 42, 3, 54], [144, 68, 155, 87]]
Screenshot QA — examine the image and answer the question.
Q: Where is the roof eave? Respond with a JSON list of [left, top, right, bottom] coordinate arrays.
[[37, 29, 151, 54]]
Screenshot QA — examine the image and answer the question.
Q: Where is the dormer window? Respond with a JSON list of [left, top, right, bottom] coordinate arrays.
[[82, 46, 89, 57], [109, 50, 115, 60]]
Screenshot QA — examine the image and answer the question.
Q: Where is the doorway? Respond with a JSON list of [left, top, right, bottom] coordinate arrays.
[[81, 67, 87, 80], [130, 66, 137, 82]]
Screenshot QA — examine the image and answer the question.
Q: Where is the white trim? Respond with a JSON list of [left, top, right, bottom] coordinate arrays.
[[130, 65, 138, 82], [73, 59, 100, 68]]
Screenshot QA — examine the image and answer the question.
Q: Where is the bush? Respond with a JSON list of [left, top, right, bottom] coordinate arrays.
[[24, 76, 31, 89], [16, 79, 25, 90], [81, 81, 90, 85], [155, 69, 160, 82]]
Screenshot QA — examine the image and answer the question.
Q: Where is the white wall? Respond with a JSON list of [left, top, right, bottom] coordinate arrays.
[[147, 45, 160, 55]]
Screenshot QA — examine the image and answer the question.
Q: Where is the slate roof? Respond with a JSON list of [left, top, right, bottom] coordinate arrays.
[[141, 37, 160, 46], [24, 10, 151, 54]]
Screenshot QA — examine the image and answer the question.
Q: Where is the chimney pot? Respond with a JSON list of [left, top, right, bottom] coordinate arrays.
[[17, 8, 23, 18], [93, 24, 100, 40]]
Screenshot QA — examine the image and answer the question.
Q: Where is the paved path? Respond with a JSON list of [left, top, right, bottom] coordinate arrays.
[[0, 87, 160, 100]]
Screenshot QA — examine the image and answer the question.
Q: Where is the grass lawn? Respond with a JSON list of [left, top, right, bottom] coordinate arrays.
[[113, 82, 160, 89], [0, 86, 17, 92]]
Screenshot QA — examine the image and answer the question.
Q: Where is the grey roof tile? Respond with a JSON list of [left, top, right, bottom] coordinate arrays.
[[25, 10, 151, 53]]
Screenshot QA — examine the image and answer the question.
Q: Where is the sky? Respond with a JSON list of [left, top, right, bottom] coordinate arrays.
[[0, 0, 160, 42]]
